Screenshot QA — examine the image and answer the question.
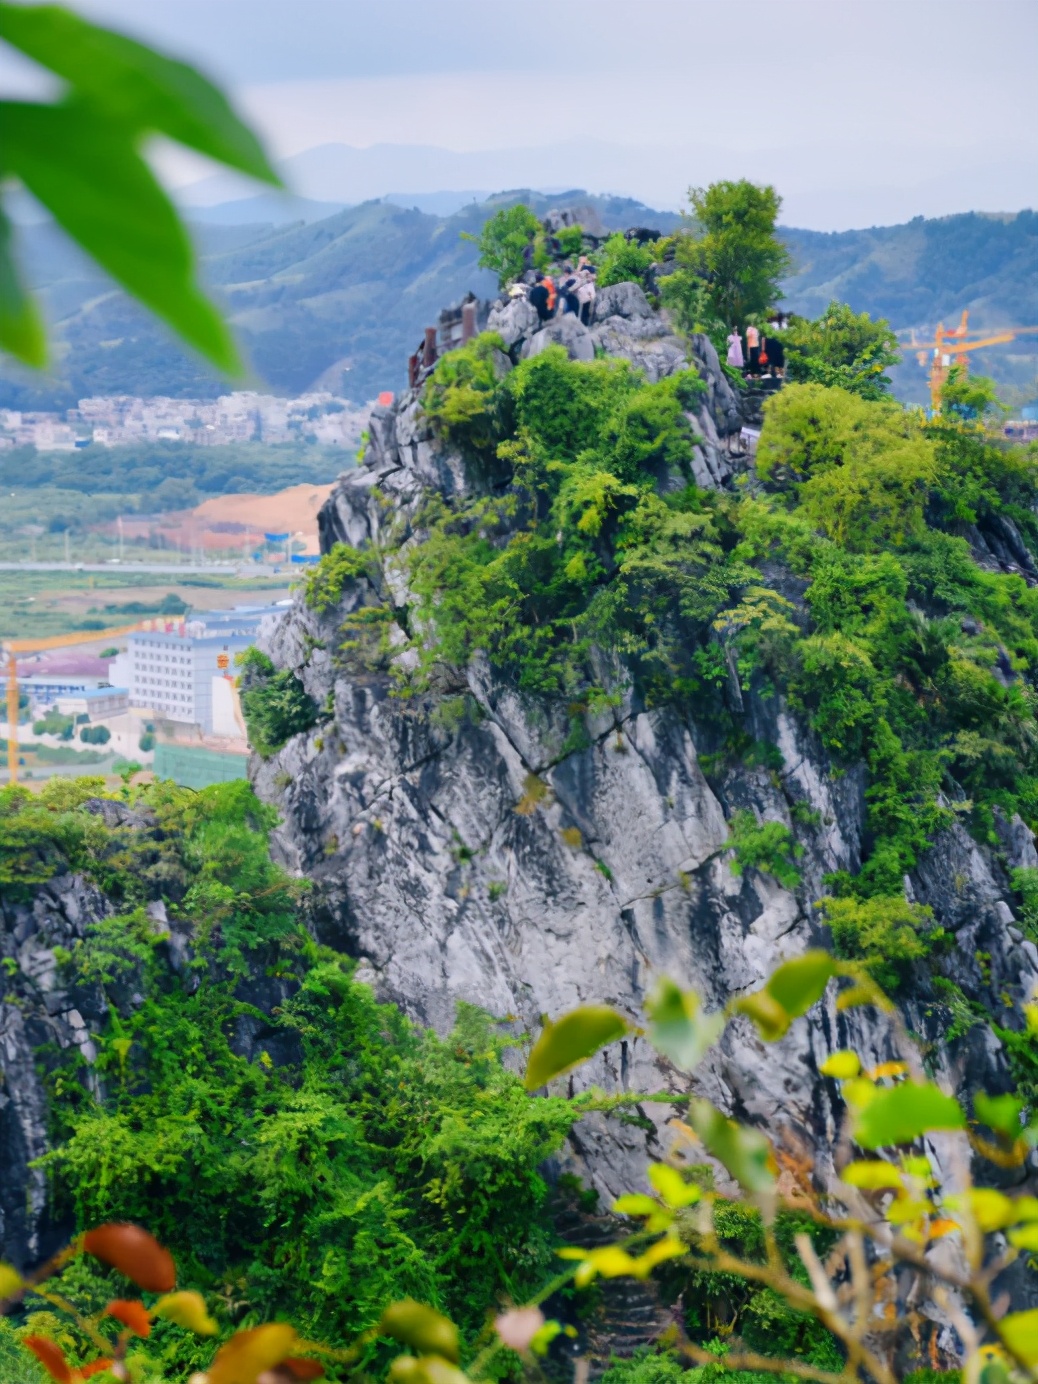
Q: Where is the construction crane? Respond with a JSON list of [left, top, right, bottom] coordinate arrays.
[[3, 622, 146, 785], [899, 311, 1038, 412]]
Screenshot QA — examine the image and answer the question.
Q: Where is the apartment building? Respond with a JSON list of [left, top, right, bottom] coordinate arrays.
[[127, 605, 286, 733]]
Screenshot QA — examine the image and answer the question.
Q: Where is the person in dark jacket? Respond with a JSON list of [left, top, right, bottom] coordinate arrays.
[[528, 272, 552, 323]]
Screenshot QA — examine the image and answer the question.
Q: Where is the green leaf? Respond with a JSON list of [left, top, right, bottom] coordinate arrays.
[[0, 101, 241, 373], [768, 950, 837, 1017], [0, 205, 45, 367], [736, 951, 838, 1041], [974, 1090, 1024, 1142], [685, 1097, 775, 1193], [0, 2, 279, 184], [1000, 1308, 1038, 1367], [524, 1005, 628, 1090], [854, 1081, 965, 1149], [379, 1300, 460, 1363], [645, 978, 724, 1071]]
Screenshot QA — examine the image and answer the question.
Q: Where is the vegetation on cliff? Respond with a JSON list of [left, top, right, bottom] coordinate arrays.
[[0, 778, 574, 1381]]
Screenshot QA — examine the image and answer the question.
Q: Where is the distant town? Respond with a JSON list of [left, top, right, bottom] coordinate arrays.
[[0, 390, 373, 451]]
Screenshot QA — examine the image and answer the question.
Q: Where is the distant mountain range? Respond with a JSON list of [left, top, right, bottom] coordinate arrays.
[[4, 193, 1035, 413]]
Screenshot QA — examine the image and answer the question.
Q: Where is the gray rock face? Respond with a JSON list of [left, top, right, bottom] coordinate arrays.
[[244, 279, 1038, 1356], [521, 313, 596, 363], [256, 284, 1038, 1276], [0, 871, 109, 1267]]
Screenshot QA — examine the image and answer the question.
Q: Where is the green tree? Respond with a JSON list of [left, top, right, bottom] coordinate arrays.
[[465, 204, 541, 288], [0, 2, 279, 372], [784, 302, 901, 399], [679, 180, 791, 329], [940, 365, 1002, 422]]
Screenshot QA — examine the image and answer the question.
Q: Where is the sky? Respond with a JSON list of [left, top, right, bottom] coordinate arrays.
[[4, 0, 1038, 228]]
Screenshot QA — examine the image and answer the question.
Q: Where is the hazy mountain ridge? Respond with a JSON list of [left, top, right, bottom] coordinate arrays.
[[4, 196, 1034, 413]]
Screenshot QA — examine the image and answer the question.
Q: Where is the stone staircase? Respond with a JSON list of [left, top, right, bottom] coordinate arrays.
[[551, 1189, 675, 1373]]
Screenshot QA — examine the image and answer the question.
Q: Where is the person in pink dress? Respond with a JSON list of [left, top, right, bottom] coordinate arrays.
[[726, 328, 744, 370]]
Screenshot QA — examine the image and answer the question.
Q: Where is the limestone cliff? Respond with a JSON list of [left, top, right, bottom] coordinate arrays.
[[253, 277, 1038, 1311]]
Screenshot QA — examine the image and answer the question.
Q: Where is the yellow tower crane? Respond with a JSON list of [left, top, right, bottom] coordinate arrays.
[[900, 311, 1038, 412], [4, 622, 146, 785]]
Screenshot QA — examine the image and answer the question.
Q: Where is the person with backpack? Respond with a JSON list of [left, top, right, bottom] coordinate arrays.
[[528, 272, 552, 323]]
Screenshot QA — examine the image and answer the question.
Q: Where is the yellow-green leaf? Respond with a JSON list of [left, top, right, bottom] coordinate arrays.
[[734, 988, 790, 1041], [854, 1080, 965, 1149], [632, 1235, 687, 1276], [945, 1189, 1016, 1232], [645, 978, 724, 1071], [0, 1262, 22, 1299], [524, 1005, 628, 1090], [647, 1163, 701, 1209], [1000, 1309, 1038, 1366], [1008, 1223, 1038, 1252], [820, 1050, 861, 1079], [153, 1290, 218, 1336], [207, 1323, 298, 1384], [841, 1160, 903, 1190], [612, 1194, 660, 1218], [685, 1098, 775, 1193], [379, 1300, 460, 1363]]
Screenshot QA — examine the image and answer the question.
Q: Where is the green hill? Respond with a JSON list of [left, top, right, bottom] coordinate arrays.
[[4, 197, 1034, 412], [780, 211, 1038, 403]]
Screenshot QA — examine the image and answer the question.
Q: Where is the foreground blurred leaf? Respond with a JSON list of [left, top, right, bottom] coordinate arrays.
[[23, 1337, 72, 1383], [0, 101, 240, 373], [0, 2, 279, 182], [647, 1162, 701, 1208], [154, 1289, 219, 1335], [525, 1005, 628, 1089], [736, 951, 838, 1040], [104, 1298, 151, 1336], [0, 206, 45, 366], [645, 978, 724, 1071], [841, 1159, 903, 1190], [1000, 1308, 1038, 1366], [81, 1223, 175, 1292], [820, 1050, 861, 1079], [0, 1261, 22, 1299], [974, 1091, 1024, 1142], [853, 1081, 965, 1149], [208, 1323, 299, 1384], [379, 1300, 460, 1363], [684, 1098, 775, 1192]]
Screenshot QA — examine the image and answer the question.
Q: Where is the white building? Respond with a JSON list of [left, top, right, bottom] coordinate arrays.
[[127, 605, 286, 733]]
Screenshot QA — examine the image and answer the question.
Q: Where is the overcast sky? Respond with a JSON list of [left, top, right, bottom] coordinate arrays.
[[5, 0, 1037, 227]]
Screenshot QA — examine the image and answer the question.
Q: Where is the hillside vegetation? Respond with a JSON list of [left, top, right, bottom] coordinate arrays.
[[5, 195, 1033, 413]]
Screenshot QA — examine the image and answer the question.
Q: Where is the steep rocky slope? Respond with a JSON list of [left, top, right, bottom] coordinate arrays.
[[252, 275, 1038, 1322]]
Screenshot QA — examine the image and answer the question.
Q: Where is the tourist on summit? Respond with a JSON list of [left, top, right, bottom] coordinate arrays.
[[726, 327, 744, 370], [559, 265, 581, 317], [528, 272, 552, 323], [576, 262, 596, 325], [543, 271, 557, 317], [745, 322, 761, 377], [766, 313, 787, 378]]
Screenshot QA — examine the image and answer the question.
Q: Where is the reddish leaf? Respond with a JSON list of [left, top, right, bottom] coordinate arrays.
[[80, 1361, 116, 1380], [283, 1361, 325, 1380], [23, 1337, 73, 1384], [82, 1224, 175, 1293], [105, 1298, 152, 1337]]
